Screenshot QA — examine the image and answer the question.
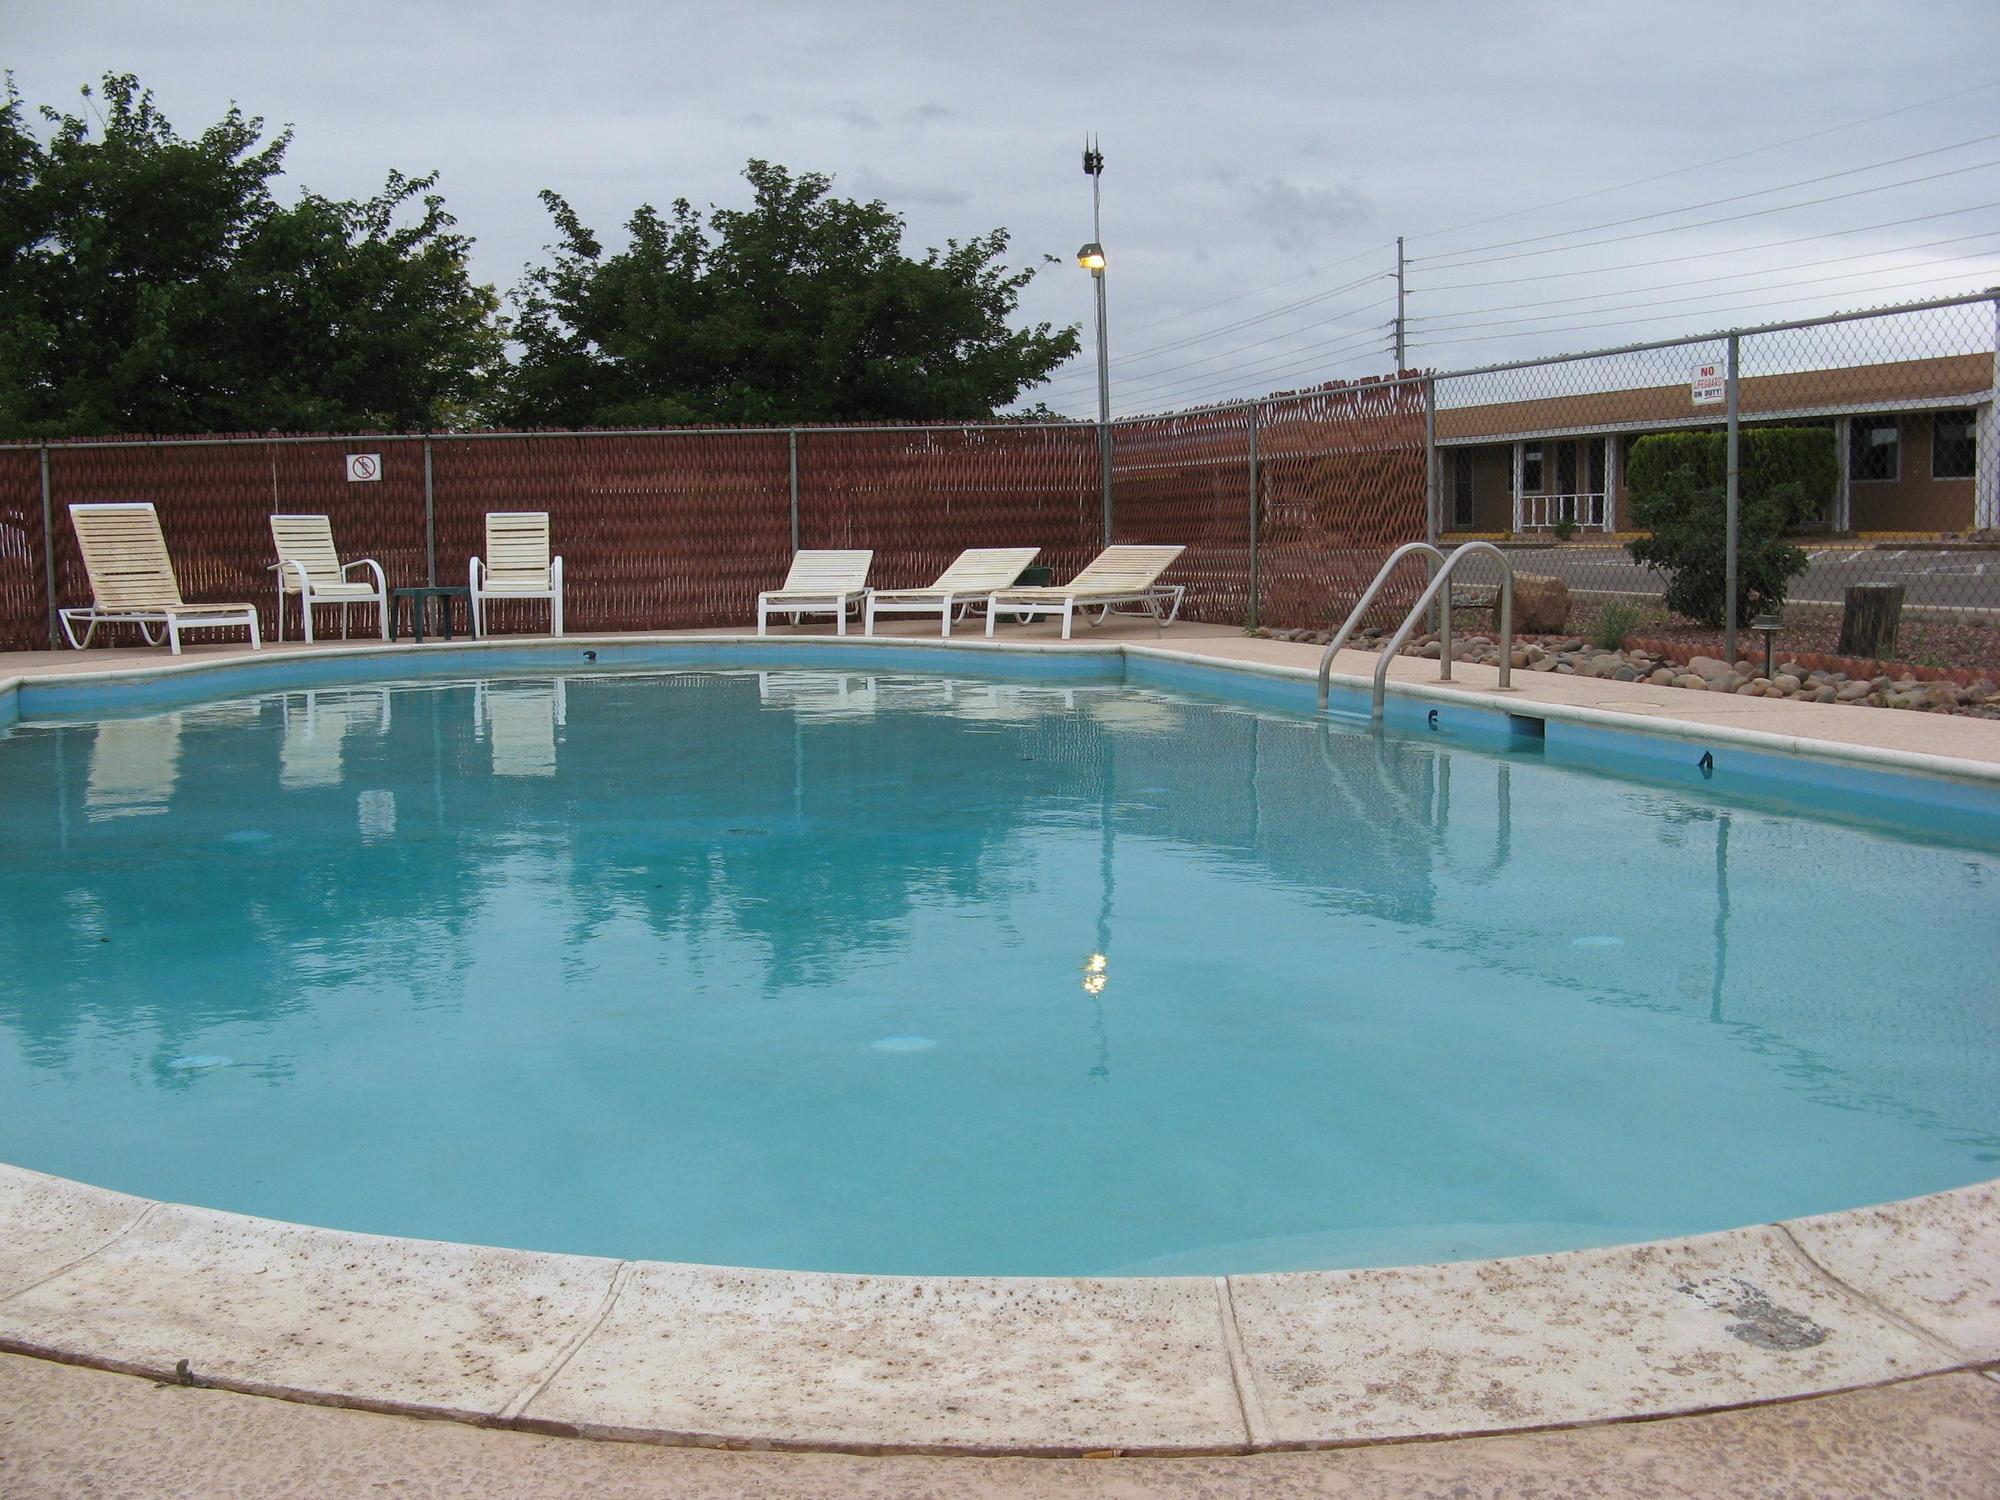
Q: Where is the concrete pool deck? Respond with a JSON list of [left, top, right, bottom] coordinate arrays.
[[2, 620, 1997, 1492]]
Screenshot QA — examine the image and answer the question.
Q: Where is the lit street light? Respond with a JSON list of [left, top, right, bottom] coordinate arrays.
[[1080, 138, 1111, 545]]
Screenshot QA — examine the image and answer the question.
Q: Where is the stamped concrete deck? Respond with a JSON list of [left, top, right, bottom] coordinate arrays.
[[3, 621, 1998, 1494]]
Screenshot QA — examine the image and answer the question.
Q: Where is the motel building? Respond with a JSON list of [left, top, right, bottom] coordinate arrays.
[[1434, 352, 1997, 540]]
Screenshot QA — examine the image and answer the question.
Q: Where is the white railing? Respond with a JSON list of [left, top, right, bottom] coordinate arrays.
[[1518, 492, 1609, 531]]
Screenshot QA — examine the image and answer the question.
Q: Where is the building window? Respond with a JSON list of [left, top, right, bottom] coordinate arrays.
[[1849, 419, 1899, 482], [1933, 409, 1976, 480], [1587, 438, 1606, 495], [1521, 443, 1544, 492], [1453, 452, 1475, 528]]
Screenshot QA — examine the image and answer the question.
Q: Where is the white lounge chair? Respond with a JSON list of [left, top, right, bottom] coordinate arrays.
[[269, 514, 388, 643], [470, 512, 563, 637], [984, 545, 1187, 640], [757, 550, 872, 636], [61, 502, 262, 654], [863, 547, 1041, 637]]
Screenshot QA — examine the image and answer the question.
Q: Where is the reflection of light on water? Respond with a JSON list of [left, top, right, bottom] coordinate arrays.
[[870, 1035, 936, 1053], [1082, 952, 1108, 996]]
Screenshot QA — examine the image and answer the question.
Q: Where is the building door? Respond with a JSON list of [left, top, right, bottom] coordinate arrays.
[[1555, 441, 1578, 522]]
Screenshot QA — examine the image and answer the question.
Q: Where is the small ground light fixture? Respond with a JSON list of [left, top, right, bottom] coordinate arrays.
[[1751, 612, 1782, 679]]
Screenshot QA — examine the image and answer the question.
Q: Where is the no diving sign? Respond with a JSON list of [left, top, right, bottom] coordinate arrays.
[[345, 453, 382, 482]]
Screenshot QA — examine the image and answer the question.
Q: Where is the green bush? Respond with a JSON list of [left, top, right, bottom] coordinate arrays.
[[1587, 600, 1643, 652], [1551, 515, 1579, 541], [1627, 470, 1808, 628], [1623, 426, 1838, 530], [1623, 426, 1831, 628]]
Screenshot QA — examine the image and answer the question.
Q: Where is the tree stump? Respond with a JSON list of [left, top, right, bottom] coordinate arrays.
[[1838, 584, 1905, 659]]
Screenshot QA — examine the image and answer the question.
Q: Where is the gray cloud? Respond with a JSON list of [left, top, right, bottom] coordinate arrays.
[[1237, 176, 1372, 253], [850, 166, 969, 209]]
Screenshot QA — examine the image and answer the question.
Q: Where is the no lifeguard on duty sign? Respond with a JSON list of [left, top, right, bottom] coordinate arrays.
[[345, 453, 382, 482]]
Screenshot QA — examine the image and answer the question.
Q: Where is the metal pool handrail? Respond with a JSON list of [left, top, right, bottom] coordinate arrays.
[[1368, 541, 1515, 723], [1315, 542, 1447, 711]]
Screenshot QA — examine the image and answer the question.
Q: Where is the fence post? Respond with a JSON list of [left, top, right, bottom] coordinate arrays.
[[788, 430, 800, 554], [40, 443, 57, 649], [422, 436, 436, 587], [1100, 422, 1114, 547], [1423, 379, 1438, 548], [1724, 331, 1740, 666], [1247, 404, 1260, 631], [1421, 380, 1441, 633]]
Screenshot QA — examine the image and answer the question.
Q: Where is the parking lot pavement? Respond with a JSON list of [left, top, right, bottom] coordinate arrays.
[[1493, 544, 2000, 613]]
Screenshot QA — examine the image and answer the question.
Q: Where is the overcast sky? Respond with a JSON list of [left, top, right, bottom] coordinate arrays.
[[10, 0, 1999, 418]]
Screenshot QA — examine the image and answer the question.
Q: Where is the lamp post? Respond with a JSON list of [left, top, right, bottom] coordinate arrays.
[[1079, 137, 1111, 546]]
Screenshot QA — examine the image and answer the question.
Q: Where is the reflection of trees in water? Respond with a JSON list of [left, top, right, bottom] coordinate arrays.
[[0, 674, 1483, 1077], [0, 690, 478, 1070], [542, 674, 1119, 993]]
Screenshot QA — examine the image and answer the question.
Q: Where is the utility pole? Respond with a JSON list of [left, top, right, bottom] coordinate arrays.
[[1394, 235, 1407, 372]]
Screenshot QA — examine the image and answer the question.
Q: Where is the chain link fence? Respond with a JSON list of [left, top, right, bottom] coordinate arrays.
[[1433, 292, 1999, 677], [1, 293, 1993, 679]]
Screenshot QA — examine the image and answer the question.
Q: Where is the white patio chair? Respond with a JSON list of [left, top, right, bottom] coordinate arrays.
[[470, 512, 563, 637], [863, 547, 1041, 637], [61, 502, 262, 654], [984, 545, 1187, 640], [269, 514, 388, 643], [756, 550, 872, 636]]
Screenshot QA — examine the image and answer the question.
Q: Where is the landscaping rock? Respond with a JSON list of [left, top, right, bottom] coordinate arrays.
[[1510, 575, 1571, 634]]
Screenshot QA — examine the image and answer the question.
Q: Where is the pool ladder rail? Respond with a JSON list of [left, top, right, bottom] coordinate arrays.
[[1316, 541, 1517, 722]]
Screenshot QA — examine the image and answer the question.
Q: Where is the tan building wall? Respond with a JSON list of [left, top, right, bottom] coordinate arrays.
[[1848, 412, 1977, 533]]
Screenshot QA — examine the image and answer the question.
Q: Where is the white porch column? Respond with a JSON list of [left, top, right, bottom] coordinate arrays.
[[1977, 398, 1997, 530], [1834, 415, 1853, 532], [1604, 435, 1618, 532], [1511, 441, 1524, 534]]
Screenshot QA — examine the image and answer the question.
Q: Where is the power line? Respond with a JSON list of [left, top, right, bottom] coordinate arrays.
[[1093, 294, 1397, 391], [1405, 275, 1994, 352], [1113, 339, 1392, 415], [1405, 77, 2000, 245], [1035, 268, 1389, 393], [1110, 240, 1397, 341], [1108, 325, 1394, 413], [1419, 202, 2000, 290], [1408, 132, 2000, 268], [1409, 240, 2000, 329], [1403, 157, 2000, 272], [1097, 303, 1394, 403], [1408, 136, 2000, 270], [1067, 320, 1391, 420]]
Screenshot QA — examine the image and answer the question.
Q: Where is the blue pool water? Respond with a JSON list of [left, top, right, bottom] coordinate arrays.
[[1, 666, 1995, 1276]]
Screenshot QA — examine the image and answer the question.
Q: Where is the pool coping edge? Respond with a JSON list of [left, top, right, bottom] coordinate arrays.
[[1, 634, 1996, 1454]]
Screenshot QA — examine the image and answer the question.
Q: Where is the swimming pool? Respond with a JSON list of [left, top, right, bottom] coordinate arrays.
[[1, 646, 1996, 1278]]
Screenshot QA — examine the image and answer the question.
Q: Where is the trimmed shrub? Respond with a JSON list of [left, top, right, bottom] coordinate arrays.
[[1623, 426, 1838, 531]]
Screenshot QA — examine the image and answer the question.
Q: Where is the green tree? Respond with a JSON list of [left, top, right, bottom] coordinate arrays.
[[1626, 461, 1810, 629], [0, 73, 505, 437], [1625, 427, 1834, 627], [501, 160, 1079, 426]]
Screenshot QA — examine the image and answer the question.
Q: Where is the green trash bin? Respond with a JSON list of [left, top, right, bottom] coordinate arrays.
[[1015, 565, 1053, 587]]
